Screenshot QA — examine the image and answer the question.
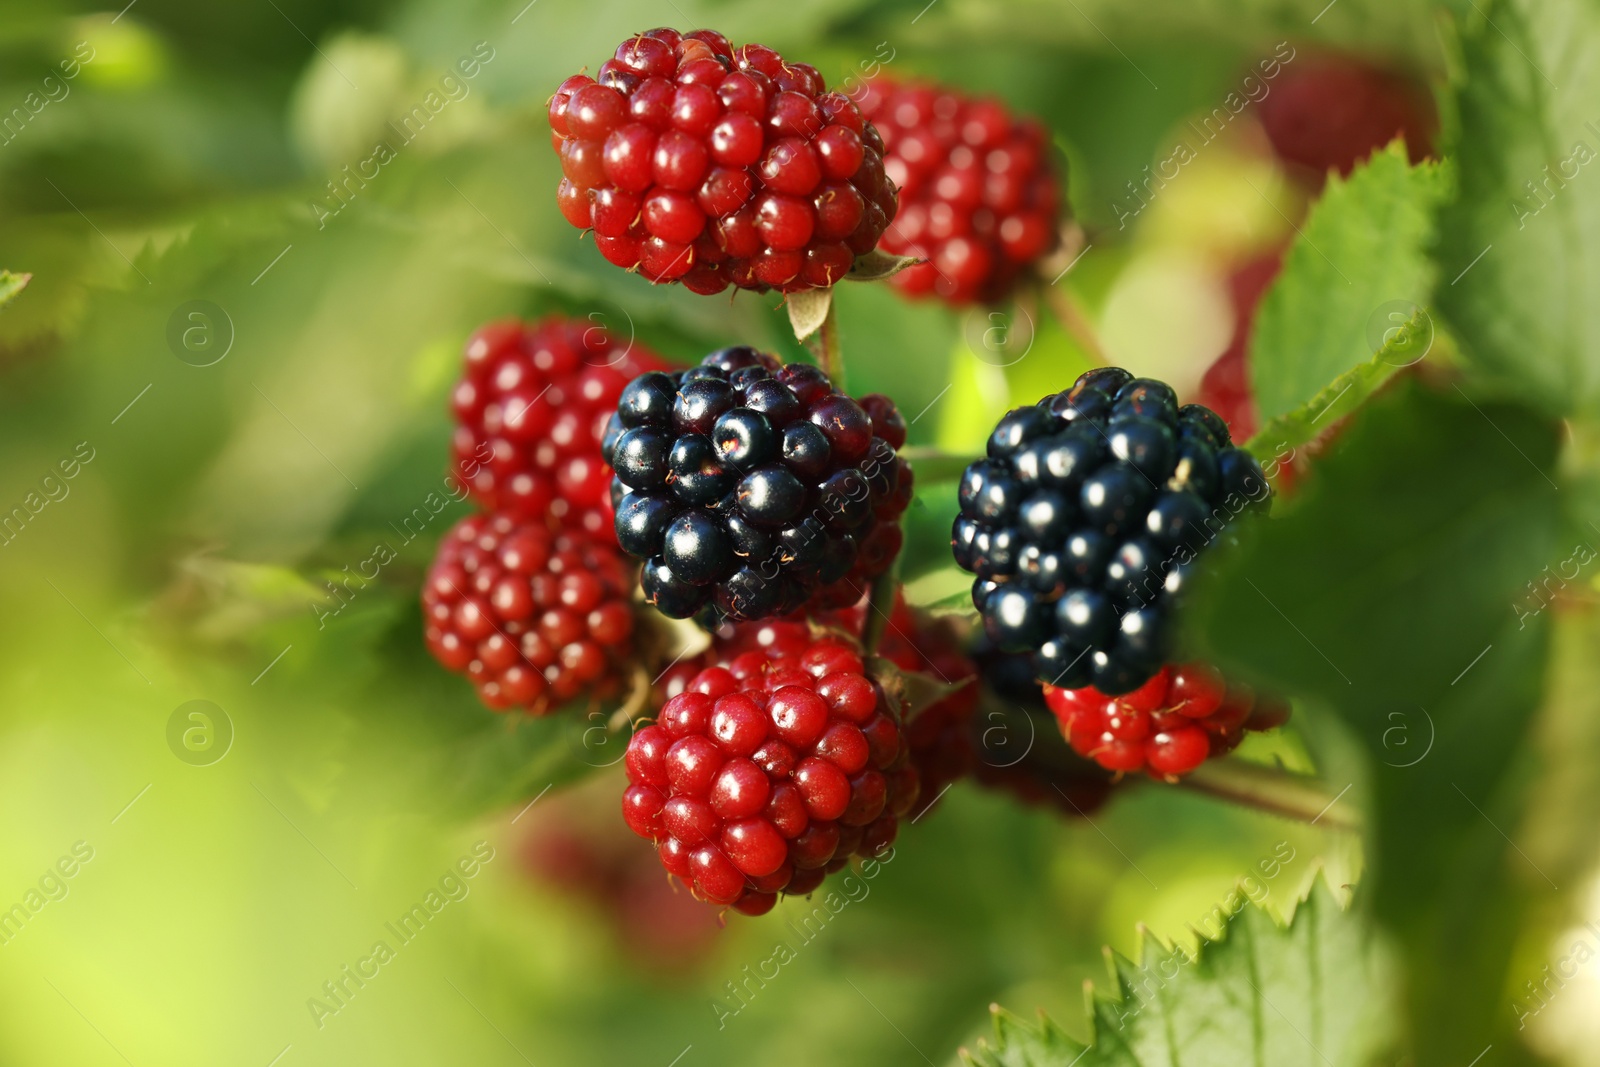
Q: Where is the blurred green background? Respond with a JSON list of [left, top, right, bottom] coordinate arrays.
[[1, 0, 1597, 1064]]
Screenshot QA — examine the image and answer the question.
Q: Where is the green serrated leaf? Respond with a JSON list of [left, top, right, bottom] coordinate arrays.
[[1250, 144, 1451, 425], [1195, 378, 1562, 1064], [1436, 0, 1600, 417], [0, 271, 30, 311], [962, 876, 1381, 1067], [1243, 307, 1432, 459]]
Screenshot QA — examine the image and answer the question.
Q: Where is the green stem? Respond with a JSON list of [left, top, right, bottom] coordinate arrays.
[[860, 526, 901, 656], [1176, 759, 1360, 832], [805, 295, 844, 384], [899, 446, 981, 484]]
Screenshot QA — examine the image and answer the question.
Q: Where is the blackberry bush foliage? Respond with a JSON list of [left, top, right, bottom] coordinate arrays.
[[857, 77, 1063, 304], [548, 27, 899, 292], [952, 367, 1271, 695], [601, 345, 911, 625], [453, 317, 667, 542]]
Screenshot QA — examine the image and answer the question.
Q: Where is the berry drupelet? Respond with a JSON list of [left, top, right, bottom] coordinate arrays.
[[856, 77, 1062, 305], [952, 367, 1271, 695], [549, 28, 899, 293], [621, 636, 916, 913], [452, 317, 666, 543], [602, 345, 911, 625], [1045, 663, 1291, 778], [423, 514, 638, 713]]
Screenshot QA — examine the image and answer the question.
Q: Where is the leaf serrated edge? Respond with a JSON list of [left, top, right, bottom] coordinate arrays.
[[964, 868, 1359, 1066]]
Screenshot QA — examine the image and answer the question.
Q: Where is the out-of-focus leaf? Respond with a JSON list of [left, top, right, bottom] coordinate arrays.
[[1436, 0, 1600, 417], [962, 877, 1382, 1067], [0, 271, 30, 310], [1194, 379, 1562, 1064], [1249, 145, 1450, 424]]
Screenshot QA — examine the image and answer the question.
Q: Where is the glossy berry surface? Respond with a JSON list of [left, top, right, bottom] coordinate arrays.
[[856, 77, 1062, 305], [549, 28, 899, 293], [1044, 663, 1290, 778], [452, 317, 667, 544], [621, 636, 914, 912], [423, 513, 637, 713], [952, 367, 1271, 695], [603, 345, 911, 624]]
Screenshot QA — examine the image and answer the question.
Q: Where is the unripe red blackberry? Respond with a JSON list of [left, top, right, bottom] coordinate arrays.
[[423, 513, 638, 713], [856, 77, 1062, 305], [621, 635, 915, 912], [827, 592, 978, 818], [1044, 663, 1290, 779], [1256, 54, 1436, 183], [602, 345, 911, 625], [549, 28, 899, 293], [953, 367, 1271, 696], [1195, 253, 1284, 443], [452, 317, 667, 543]]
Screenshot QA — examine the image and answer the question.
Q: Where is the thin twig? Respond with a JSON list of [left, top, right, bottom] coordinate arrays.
[[1040, 282, 1110, 366], [1176, 758, 1360, 832], [806, 296, 845, 384]]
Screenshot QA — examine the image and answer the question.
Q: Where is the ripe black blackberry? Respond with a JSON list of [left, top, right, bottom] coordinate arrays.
[[602, 346, 911, 624], [951, 367, 1270, 695]]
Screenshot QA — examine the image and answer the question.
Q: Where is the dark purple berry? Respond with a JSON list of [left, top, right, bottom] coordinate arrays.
[[615, 491, 679, 557], [662, 509, 735, 584], [713, 408, 778, 467], [613, 427, 673, 488], [952, 366, 1271, 694], [674, 377, 736, 434], [619, 371, 678, 427]]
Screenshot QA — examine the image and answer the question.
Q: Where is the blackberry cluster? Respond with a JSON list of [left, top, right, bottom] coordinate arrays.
[[453, 317, 666, 542], [423, 514, 636, 712], [621, 636, 916, 913], [601, 346, 911, 625], [857, 77, 1061, 305], [952, 367, 1270, 695], [1045, 663, 1291, 778], [549, 28, 898, 293]]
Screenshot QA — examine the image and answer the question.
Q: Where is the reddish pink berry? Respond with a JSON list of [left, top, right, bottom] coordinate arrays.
[[857, 77, 1063, 304], [451, 317, 667, 543], [423, 514, 637, 714], [1043, 663, 1291, 779], [550, 29, 898, 292], [621, 636, 908, 909]]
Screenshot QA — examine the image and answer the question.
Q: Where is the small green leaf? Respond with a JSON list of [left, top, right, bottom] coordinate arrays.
[[1436, 0, 1600, 417], [786, 287, 833, 342], [1243, 307, 1433, 459], [1250, 144, 1451, 424], [0, 271, 30, 311], [962, 877, 1382, 1067], [845, 248, 923, 282]]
